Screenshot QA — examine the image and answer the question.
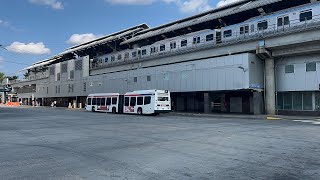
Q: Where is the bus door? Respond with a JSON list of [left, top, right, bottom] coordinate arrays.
[[118, 95, 124, 113]]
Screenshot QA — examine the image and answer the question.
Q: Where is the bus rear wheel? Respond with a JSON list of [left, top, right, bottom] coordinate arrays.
[[137, 108, 143, 115], [112, 107, 116, 114]]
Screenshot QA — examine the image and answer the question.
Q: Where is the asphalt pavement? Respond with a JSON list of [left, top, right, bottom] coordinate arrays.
[[0, 106, 319, 180]]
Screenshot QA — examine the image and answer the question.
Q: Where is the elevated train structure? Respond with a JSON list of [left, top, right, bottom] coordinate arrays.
[[10, 0, 320, 115]]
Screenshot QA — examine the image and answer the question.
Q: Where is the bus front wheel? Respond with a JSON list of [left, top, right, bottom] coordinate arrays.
[[92, 107, 95, 112], [137, 108, 143, 115]]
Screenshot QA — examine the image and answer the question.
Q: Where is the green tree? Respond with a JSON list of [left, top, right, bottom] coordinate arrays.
[[0, 72, 5, 85], [6, 76, 18, 81]]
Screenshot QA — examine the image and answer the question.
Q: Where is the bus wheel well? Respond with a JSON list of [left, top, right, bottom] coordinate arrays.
[[137, 107, 143, 115], [92, 106, 95, 112], [112, 107, 116, 113]]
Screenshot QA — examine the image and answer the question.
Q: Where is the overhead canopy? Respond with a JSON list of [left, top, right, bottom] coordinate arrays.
[[21, 24, 149, 71]]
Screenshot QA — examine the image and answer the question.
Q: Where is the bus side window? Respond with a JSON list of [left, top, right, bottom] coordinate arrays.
[[112, 97, 117, 105], [130, 97, 136, 106], [106, 98, 111, 105], [144, 96, 151, 105], [97, 98, 101, 106], [92, 98, 97, 105], [137, 97, 143, 105], [101, 98, 106, 106], [87, 98, 92, 105], [124, 97, 129, 106]]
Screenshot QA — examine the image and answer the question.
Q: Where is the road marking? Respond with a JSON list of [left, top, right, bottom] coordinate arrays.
[[293, 120, 320, 125], [267, 117, 282, 120]]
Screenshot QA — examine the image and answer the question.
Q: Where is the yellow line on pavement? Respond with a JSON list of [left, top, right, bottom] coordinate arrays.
[[266, 117, 282, 120]]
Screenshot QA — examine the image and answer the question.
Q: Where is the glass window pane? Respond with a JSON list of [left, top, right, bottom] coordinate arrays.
[[112, 97, 117, 105], [285, 65, 294, 73], [101, 98, 106, 106], [144, 96, 151, 105], [277, 93, 283, 110], [283, 93, 292, 110], [303, 92, 313, 110], [130, 97, 136, 106], [88, 98, 92, 105], [124, 97, 129, 106], [306, 62, 316, 72], [277, 18, 283, 26], [292, 92, 302, 110], [106, 98, 111, 105], [137, 97, 143, 105], [92, 98, 97, 105]]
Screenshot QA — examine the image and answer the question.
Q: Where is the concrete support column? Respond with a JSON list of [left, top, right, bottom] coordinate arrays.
[[204, 92, 210, 114], [253, 91, 264, 115], [221, 93, 227, 113], [265, 58, 276, 115]]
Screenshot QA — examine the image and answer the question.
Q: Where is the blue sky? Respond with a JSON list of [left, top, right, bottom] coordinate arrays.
[[0, 0, 238, 76]]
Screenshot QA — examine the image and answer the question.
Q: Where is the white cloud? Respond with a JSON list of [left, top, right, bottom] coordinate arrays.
[[67, 33, 102, 45], [28, 0, 64, 10], [0, 20, 10, 27], [106, 0, 212, 13], [216, 0, 242, 7], [6, 42, 51, 55]]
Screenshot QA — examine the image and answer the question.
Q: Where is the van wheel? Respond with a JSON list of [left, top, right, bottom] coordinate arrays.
[[92, 107, 95, 112], [137, 108, 143, 115], [112, 107, 116, 114]]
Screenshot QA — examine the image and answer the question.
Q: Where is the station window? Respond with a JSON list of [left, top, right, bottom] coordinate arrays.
[[117, 54, 122, 60], [142, 49, 147, 55], [144, 96, 151, 105], [132, 51, 137, 58], [300, 10, 312, 22], [106, 98, 111, 105], [137, 97, 143, 105], [104, 57, 108, 63], [47, 87, 49, 94], [57, 73, 61, 81], [170, 42, 176, 49], [193, 36, 200, 44], [160, 44, 166, 51], [69, 70, 74, 79], [111, 56, 115, 62], [223, 30, 232, 38], [181, 39, 187, 47], [257, 21, 268, 30], [134, 77, 137, 83], [130, 97, 136, 106], [112, 97, 117, 105], [124, 97, 129, 106], [147, 75, 151, 82], [87, 98, 92, 105], [285, 65, 294, 73], [206, 34, 214, 41], [306, 62, 316, 72], [83, 82, 86, 92]]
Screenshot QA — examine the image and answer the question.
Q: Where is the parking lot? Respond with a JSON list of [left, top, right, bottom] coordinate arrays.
[[0, 106, 319, 180]]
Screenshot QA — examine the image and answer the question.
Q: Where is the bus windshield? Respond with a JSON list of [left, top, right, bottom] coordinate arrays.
[[158, 97, 169, 101]]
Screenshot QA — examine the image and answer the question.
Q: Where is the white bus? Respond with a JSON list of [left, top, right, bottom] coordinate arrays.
[[85, 90, 171, 115], [85, 93, 122, 113], [123, 90, 171, 115]]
